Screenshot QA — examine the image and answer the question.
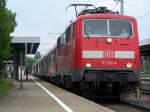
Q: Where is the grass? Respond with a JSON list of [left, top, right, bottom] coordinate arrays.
[[0, 79, 13, 94]]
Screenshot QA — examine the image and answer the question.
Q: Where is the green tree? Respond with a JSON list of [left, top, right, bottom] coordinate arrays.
[[0, 0, 17, 67], [25, 56, 37, 72], [34, 51, 41, 60]]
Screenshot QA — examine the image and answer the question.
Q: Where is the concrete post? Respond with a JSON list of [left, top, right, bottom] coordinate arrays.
[[25, 43, 28, 80], [14, 50, 19, 80], [20, 53, 23, 89]]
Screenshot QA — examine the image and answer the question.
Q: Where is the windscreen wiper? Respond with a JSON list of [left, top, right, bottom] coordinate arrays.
[[85, 31, 90, 38]]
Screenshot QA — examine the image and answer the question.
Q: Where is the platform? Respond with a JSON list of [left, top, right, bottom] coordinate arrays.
[[0, 76, 114, 112]]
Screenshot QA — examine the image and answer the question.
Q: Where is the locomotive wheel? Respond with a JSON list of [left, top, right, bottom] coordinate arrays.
[[113, 82, 128, 99], [112, 82, 122, 99], [64, 76, 72, 89], [55, 75, 61, 86], [80, 80, 95, 99]]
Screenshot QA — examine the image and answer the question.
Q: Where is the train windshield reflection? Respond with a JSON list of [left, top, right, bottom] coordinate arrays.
[[83, 19, 133, 37]]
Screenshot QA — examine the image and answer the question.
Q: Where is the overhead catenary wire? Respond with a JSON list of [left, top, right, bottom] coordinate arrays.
[[124, 0, 150, 19], [126, 1, 150, 14], [48, 0, 99, 36], [127, 0, 141, 6], [48, 12, 68, 33], [48, 0, 92, 38], [138, 12, 150, 19], [48, 0, 74, 37]]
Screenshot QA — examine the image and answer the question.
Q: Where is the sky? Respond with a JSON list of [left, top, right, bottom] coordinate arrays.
[[7, 0, 150, 55]]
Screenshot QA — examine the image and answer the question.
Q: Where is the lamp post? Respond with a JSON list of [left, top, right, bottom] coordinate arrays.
[[114, 0, 124, 14]]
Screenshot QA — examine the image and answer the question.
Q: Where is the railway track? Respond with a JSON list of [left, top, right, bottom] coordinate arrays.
[[69, 87, 150, 111], [140, 77, 150, 96], [141, 77, 150, 93], [93, 92, 150, 112], [121, 99, 150, 110], [141, 89, 150, 94], [95, 99, 150, 112], [39, 76, 150, 112]]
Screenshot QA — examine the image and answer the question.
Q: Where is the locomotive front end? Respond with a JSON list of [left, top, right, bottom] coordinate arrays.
[[76, 14, 141, 98]]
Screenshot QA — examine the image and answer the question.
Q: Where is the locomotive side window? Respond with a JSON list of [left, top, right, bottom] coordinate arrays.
[[57, 37, 61, 48], [61, 33, 66, 45], [57, 23, 74, 48], [83, 19, 133, 38], [66, 26, 71, 43]]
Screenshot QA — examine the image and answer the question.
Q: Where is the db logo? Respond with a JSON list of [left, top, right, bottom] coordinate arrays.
[[104, 51, 115, 58]]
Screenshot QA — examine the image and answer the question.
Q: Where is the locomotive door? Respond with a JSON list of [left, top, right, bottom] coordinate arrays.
[[68, 23, 75, 75]]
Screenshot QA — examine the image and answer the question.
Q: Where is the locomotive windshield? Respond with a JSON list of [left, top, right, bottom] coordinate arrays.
[[83, 19, 133, 37]]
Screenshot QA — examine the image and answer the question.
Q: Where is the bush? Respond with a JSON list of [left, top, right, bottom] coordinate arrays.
[[0, 79, 13, 93]]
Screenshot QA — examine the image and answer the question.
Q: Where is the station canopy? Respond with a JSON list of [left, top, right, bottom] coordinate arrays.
[[140, 39, 150, 56], [10, 36, 40, 80], [11, 37, 40, 54]]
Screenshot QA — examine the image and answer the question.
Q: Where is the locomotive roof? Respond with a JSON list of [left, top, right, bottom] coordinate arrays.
[[56, 13, 137, 44], [76, 13, 136, 21], [73, 6, 136, 21]]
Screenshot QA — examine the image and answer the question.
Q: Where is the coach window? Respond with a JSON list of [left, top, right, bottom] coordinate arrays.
[[51, 54, 54, 64]]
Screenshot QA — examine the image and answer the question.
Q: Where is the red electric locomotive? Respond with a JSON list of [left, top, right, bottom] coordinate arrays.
[[33, 5, 141, 99]]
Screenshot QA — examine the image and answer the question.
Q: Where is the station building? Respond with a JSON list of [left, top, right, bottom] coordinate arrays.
[[140, 39, 150, 77]]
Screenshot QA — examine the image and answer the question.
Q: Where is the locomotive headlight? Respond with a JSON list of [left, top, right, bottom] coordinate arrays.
[[85, 63, 92, 68], [107, 38, 112, 44], [127, 63, 132, 68]]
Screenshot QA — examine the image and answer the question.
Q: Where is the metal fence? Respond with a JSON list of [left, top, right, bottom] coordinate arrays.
[[0, 69, 14, 79]]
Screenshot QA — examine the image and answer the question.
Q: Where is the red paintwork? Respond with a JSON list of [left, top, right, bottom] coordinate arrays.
[[66, 14, 140, 71], [34, 13, 141, 77]]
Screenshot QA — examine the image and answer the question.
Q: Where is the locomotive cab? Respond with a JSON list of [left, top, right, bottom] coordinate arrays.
[[75, 13, 141, 98], [78, 16, 140, 73]]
